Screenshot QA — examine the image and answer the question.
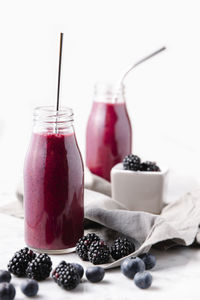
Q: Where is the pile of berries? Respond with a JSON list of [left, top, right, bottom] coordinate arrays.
[[2, 246, 107, 296], [123, 154, 160, 172], [7, 248, 52, 281], [0, 269, 39, 299], [0, 245, 157, 297], [76, 233, 135, 264], [0, 247, 52, 299], [52, 261, 105, 290], [121, 253, 156, 289]]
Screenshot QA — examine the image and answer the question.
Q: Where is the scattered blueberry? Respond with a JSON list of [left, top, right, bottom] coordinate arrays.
[[121, 257, 145, 279], [86, 267, 105, 283], [0, 282, 16, 300], [139, 253, 156, 270], [134, 271, 152, 289], [0, 271, 11, 283], [20, 279, 39, 297], [72, 263, 84, 279]]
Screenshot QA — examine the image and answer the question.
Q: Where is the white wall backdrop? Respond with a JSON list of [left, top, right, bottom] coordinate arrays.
[[0, 0, 200, 192]]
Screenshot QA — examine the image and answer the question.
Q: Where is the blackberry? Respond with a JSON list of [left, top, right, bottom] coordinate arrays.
[[52, 261, 80, 290], [76, 233, 100, 261], [26, 254, 52, 281], [88, 240, 110, 265], [111, 238, 135, 260], [123, 155, 141, 171], [7, 247, 36, 277], [140, 161, 160, 172]]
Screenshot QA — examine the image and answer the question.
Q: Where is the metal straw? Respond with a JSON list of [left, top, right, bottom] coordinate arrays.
[[55, 32, 64, 133]]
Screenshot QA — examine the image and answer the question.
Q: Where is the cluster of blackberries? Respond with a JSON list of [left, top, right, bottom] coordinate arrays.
[[121, 253, 156, 289], [123, 154, 160, 172], [76, 233, 135, 264], [7, 247, 52, 281], [3, 246, 106, 295]]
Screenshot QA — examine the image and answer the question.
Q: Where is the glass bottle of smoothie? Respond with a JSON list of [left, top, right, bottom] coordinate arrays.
[[86, 83, 132, 181], [24, 106, 84, 253]]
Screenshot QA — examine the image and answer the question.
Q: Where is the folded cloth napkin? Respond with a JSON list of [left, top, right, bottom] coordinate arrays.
[[1, 169, 200, 269]]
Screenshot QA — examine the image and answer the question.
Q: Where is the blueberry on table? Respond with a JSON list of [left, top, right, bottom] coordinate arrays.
[[71, 263, 84, 279], [134, 271, 152, 289], [0, 282, 16, 300], [139, 253, 156, 270], [121, 257, 145, 279], [0, 271, 11, 283], [21, 279, 39, 297], [86, 267, 105, 283]]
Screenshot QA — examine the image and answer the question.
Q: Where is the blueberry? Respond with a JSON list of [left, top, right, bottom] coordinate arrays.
[[20, 279, 39, 297], [86, 267, 105, 283], [134, 271, 152, 289], [0, 282, 16, 300], [139, 253, 156, 270], [0, 271, 11, 283], [72, 263, 84, 279], [121, 257, 145, 279]]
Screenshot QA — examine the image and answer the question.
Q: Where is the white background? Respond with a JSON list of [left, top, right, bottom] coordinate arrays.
[[0, 0, 200, 192]]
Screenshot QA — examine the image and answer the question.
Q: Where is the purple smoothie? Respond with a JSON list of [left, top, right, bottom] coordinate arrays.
[[24, 131, 84, 251], [86, 101, 132, 181]]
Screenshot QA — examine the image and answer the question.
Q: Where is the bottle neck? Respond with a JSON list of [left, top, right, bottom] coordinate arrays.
[[33, 106, 74, 134], [93, 83, 126, 103]]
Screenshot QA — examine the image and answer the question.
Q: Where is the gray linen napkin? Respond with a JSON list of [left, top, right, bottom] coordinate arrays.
[[1, 169, 200, 269]]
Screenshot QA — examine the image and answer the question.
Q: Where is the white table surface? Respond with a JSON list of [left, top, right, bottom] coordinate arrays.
[[1, 171, 200, 300], [1, 212, 200, 300]]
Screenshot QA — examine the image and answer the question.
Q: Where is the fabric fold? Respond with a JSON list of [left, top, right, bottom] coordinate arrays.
[[1, 170, 200, 269]]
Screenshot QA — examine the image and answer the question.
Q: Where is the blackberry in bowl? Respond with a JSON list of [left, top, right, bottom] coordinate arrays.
[[111, 157, 168, 214], [123, 155, 141, 171]]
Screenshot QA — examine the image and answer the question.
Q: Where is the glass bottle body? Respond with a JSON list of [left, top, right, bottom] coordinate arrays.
[[24, 106, 84, 253], [86, 84, 132, 181]]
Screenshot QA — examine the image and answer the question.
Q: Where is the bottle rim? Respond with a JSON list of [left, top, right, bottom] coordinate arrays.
[[94, 82, 125, 103], [33, 106, 73, 124]]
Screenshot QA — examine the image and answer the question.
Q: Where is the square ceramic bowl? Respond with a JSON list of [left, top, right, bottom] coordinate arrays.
[[111, 163, 168, 214]]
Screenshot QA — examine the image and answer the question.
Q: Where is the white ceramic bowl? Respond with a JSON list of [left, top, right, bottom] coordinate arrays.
[[111, 163, 168, 214]]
